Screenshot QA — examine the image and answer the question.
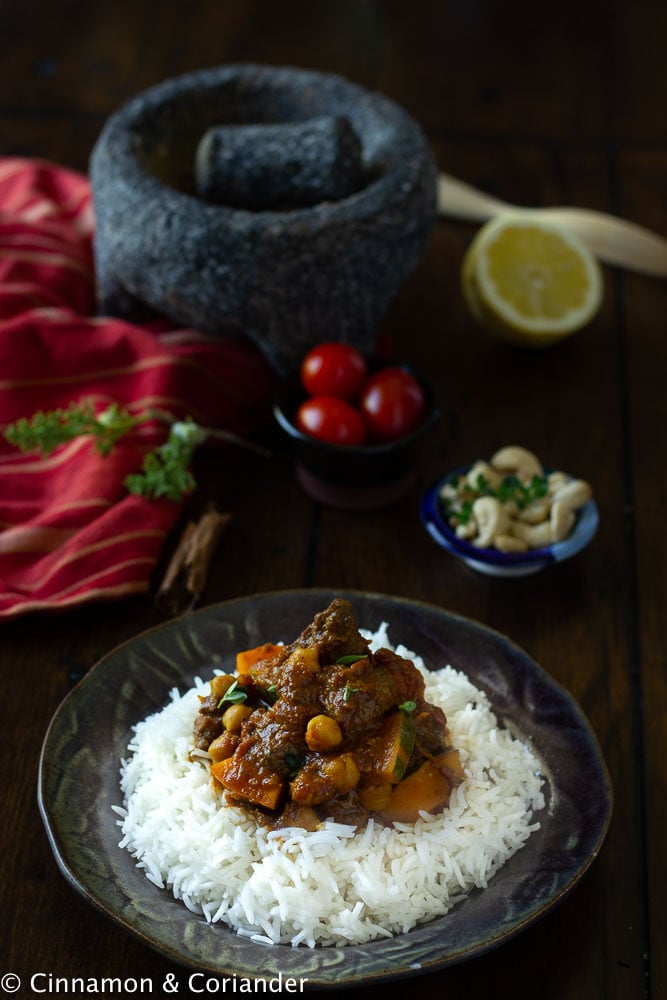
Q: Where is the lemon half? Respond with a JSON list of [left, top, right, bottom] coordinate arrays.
[[462, 214, 603, 346]]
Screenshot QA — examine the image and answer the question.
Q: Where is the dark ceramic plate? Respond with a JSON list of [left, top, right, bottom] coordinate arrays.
[[39, 590, 612, 990]]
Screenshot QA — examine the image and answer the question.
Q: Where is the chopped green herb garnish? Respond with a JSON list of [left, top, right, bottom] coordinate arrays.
[[216, 680, 248, 708], [527, 474, 549, 499], [496, 474, 522, 503], [440, 470, 550, 524], [336, 654, 367, 665], [496, 473, 548, 508], [262, 683, 279, 704], [458, 499, 474, 524], [343, 682, 361, 702], [284, 750, 304, 777], [399, 700, 417, 713]]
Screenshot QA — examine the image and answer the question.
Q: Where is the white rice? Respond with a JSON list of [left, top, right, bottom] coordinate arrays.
[[114, 623, 545, 947]]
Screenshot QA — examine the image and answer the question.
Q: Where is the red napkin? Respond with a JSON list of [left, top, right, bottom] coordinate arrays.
[[0, 158, 276, 620]]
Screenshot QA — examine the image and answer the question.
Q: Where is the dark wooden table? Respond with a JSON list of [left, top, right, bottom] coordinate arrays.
[[2, 2, 664, 997]]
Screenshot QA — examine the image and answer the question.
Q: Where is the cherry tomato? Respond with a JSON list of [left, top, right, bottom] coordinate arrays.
[[300, 342, 368, 401], [296, 396, 368, 446], [359, 367, 426, 442]]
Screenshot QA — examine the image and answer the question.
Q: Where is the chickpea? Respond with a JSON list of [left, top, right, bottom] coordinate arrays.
[[322, 753, 360, 792], [288, 646, 320, 678], [222, 703, 253, 733], [207, 731, 238, 763], [357, 784, 393, 812], [305, 714, 343, 752], [208, 674, 236, 701]]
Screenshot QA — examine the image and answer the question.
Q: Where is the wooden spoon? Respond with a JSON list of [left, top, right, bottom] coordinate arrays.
[[437, 172, 667, 279]]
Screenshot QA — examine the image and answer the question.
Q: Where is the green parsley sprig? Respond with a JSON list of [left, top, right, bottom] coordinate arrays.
[[125, 418, 206, 501], [3, 399, 269, 502], [4, 400, 139, 457]]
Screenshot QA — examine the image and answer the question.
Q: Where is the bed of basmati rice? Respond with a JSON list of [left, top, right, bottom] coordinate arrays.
[[114, 623, 545, 947]]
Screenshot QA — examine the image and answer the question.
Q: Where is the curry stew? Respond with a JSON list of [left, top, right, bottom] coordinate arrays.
[[193, 599, 464, 828]]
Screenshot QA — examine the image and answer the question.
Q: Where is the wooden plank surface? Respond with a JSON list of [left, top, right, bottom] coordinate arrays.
[[1, 1, 663, 997]]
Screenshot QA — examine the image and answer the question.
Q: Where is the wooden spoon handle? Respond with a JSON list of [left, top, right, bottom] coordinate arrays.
[[437, 172, 667, 278], [437, 173, 512, 222], [534, 207, 667, 279]]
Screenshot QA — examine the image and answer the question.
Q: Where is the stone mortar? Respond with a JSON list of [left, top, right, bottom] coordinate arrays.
[[89, 64, 438, 373]]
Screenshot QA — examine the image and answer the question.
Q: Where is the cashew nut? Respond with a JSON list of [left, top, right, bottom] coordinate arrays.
[[510, 519, 552, 548], [551, 479, 592, 511], [440, 480, 460, 502], [547, 471, 570, 496], [466, 460, 502, 491], [495, 534, 529, 554], [550, 501, 576, 542], [517, 498, 550, 524], [491, 445, 543, 482], [471, 497, 509, 547], [455, 519, 478, 540]]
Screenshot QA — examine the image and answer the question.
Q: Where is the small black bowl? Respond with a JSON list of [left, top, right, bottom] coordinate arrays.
[[273, 357, 439, 509]]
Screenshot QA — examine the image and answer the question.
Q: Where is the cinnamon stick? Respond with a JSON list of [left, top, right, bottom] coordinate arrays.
[[155, 504, 231, 615]]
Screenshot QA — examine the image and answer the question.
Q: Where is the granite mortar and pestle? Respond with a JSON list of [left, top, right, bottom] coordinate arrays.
[[89, 64, 438, 374]]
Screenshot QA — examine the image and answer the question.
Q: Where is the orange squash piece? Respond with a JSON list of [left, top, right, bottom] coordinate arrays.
[[365, 710, 416, 784], [380, 753, 463, 824], [438, 748, 466, 783], [235, 642, 283, 673], [210, 755, 286, 811]]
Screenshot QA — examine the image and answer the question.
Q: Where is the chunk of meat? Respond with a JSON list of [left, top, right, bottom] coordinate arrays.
[[319, 648, 424, 741], [193, 711, 224, 750], [295, 598, 370, 662]]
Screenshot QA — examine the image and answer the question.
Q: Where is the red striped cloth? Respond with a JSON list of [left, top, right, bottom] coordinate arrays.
[[0, 158, 276, 619]]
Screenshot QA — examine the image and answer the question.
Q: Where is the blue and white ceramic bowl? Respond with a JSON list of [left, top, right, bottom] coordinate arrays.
[[421, 467, 599, 578]]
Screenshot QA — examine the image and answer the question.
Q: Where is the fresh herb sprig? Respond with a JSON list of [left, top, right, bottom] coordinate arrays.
[[125, 418, 206, 501], [4, 401, 140, 457], [216, 680, 248, 708], [3, 400, 267, 502]]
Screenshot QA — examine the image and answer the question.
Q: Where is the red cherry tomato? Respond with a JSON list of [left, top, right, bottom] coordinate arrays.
[[300, 342, 368, 401], [359, 367, 426, 442], [296, 396, 368, 446]]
